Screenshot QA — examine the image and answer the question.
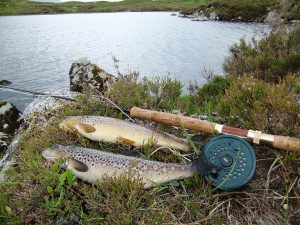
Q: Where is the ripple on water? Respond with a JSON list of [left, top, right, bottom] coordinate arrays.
[[0, 12, 270, 111]]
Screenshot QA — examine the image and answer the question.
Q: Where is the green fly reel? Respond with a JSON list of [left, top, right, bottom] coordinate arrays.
[[195, 135, 256, 190]]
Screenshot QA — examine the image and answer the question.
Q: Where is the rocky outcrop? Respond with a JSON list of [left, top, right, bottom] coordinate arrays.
[[0, 90, 75, 181], [69, 57, 116, 94], [0, 80, 12, 85], [265, 0, 300, 24], [209, 11, 218, 20], [191, 11, 209, 21], [0, 100, 22, 153], [181, 0, 299, 23], [0, 100, 22, 134], [0, 132, 9, 153], [265, 9, 283, 24]]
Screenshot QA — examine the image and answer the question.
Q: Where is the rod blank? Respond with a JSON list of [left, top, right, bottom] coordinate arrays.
[[130, 107, 300, 153]]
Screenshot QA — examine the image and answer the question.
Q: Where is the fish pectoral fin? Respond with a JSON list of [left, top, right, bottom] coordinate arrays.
[[75, 123, 96, 134], [68, 158, 89, 172], [117, 136, 135, 145]]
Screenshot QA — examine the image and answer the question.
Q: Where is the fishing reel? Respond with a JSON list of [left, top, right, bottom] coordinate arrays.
[[195, 135, 256, 190]]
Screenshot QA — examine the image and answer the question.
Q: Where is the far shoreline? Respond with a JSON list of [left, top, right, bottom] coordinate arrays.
[[3, 0, 299, 23], [0, 11, 268, 25]]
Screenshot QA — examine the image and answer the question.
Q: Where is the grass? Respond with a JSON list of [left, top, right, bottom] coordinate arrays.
[[0, 0, 206, 15], [0, 11, 299, 225]]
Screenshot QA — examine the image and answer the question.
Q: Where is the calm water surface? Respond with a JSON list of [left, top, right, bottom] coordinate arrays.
[[0, 12, 269, 111]]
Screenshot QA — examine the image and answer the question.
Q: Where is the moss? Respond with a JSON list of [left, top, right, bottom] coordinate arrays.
[[91, 64, 104, 75]]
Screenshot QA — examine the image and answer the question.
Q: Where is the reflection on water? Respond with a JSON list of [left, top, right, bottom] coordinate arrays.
[[0, 12, 270, 111]]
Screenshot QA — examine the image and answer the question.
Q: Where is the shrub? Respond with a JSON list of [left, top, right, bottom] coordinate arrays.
[[107, 72, 183, 110], [106, 72, 151, 110], [224, 25, 300, 82], [216, 76, 300, 135], [200, 0, 278, 22], [190, 76, 231, 110]]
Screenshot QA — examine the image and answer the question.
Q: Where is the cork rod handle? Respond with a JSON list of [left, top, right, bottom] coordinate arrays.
[[130, 107, 300, 153], [130, 107, 216, 134], [273, 136, 300, 153]]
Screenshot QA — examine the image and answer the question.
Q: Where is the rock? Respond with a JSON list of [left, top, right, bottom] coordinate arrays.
[[191, 11, 209, 21], [0, 80, 12, 85], [23, 90, 78, 128], [0, 100, 22, 154], [0, 159, 13, 182], [0, 132, 9, 153], [69, 57, 116, 94], [291, 20, 300, 24], [0, 90, 75, 178], [178, 13, 188, 18], [265, 9, 282, 24], [0, 131, 20, 181], [0, 100, 22, 134], [209, 11, 217, 20], [23, 90, 77, 117]]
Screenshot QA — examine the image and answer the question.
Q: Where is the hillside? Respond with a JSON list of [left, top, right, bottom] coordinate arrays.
[[1, 0, 299, 22], [0, 0, 206, 15]]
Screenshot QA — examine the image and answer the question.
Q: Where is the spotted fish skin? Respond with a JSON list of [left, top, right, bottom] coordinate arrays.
[[42, 145, 195, 188], [60, 116, 191, 152]]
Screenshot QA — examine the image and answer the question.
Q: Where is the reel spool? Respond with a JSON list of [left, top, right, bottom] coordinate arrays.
[[195, 135, 256, 190]]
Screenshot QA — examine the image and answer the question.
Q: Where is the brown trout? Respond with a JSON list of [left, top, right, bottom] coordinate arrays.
[[59, 116, 191, 152], [42, 145, 195, 188]]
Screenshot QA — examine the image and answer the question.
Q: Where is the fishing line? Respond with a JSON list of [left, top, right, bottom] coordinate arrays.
[[149, 146, 193, 162], [94, 96, 134, 122], [0, 84, 193, 157], [0, 84, 134, 121], [0, 85, 75, 101]]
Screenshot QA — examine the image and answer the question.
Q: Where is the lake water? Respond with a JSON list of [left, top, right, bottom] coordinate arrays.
[[0, 12, 270, 111]]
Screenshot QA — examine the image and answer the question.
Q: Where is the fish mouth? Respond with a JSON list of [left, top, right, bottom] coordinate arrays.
[[59, 117, 83, 132], [42, 145, 68, 161]]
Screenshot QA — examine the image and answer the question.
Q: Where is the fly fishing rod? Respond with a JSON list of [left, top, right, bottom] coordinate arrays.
[[0, 84, 75, 101], [0, 84, 131, 117], [2, 84, 299, 153], [130, 107, 300, 153], [1, 84, 258, 189]]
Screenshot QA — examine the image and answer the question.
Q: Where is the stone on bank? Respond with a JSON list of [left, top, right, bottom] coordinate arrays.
[[69, 57, 116, 93], [0, 100, 22, 153]]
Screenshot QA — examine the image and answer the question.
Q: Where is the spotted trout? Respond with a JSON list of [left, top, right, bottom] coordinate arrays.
[[59, 116, 191, 152], [42, 145, 195, 188]]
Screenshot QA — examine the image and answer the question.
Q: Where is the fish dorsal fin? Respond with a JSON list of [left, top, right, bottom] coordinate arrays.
[[76, 123, 96, 134], [117, 136, 135, 145], [68, 158, 89, 172]]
